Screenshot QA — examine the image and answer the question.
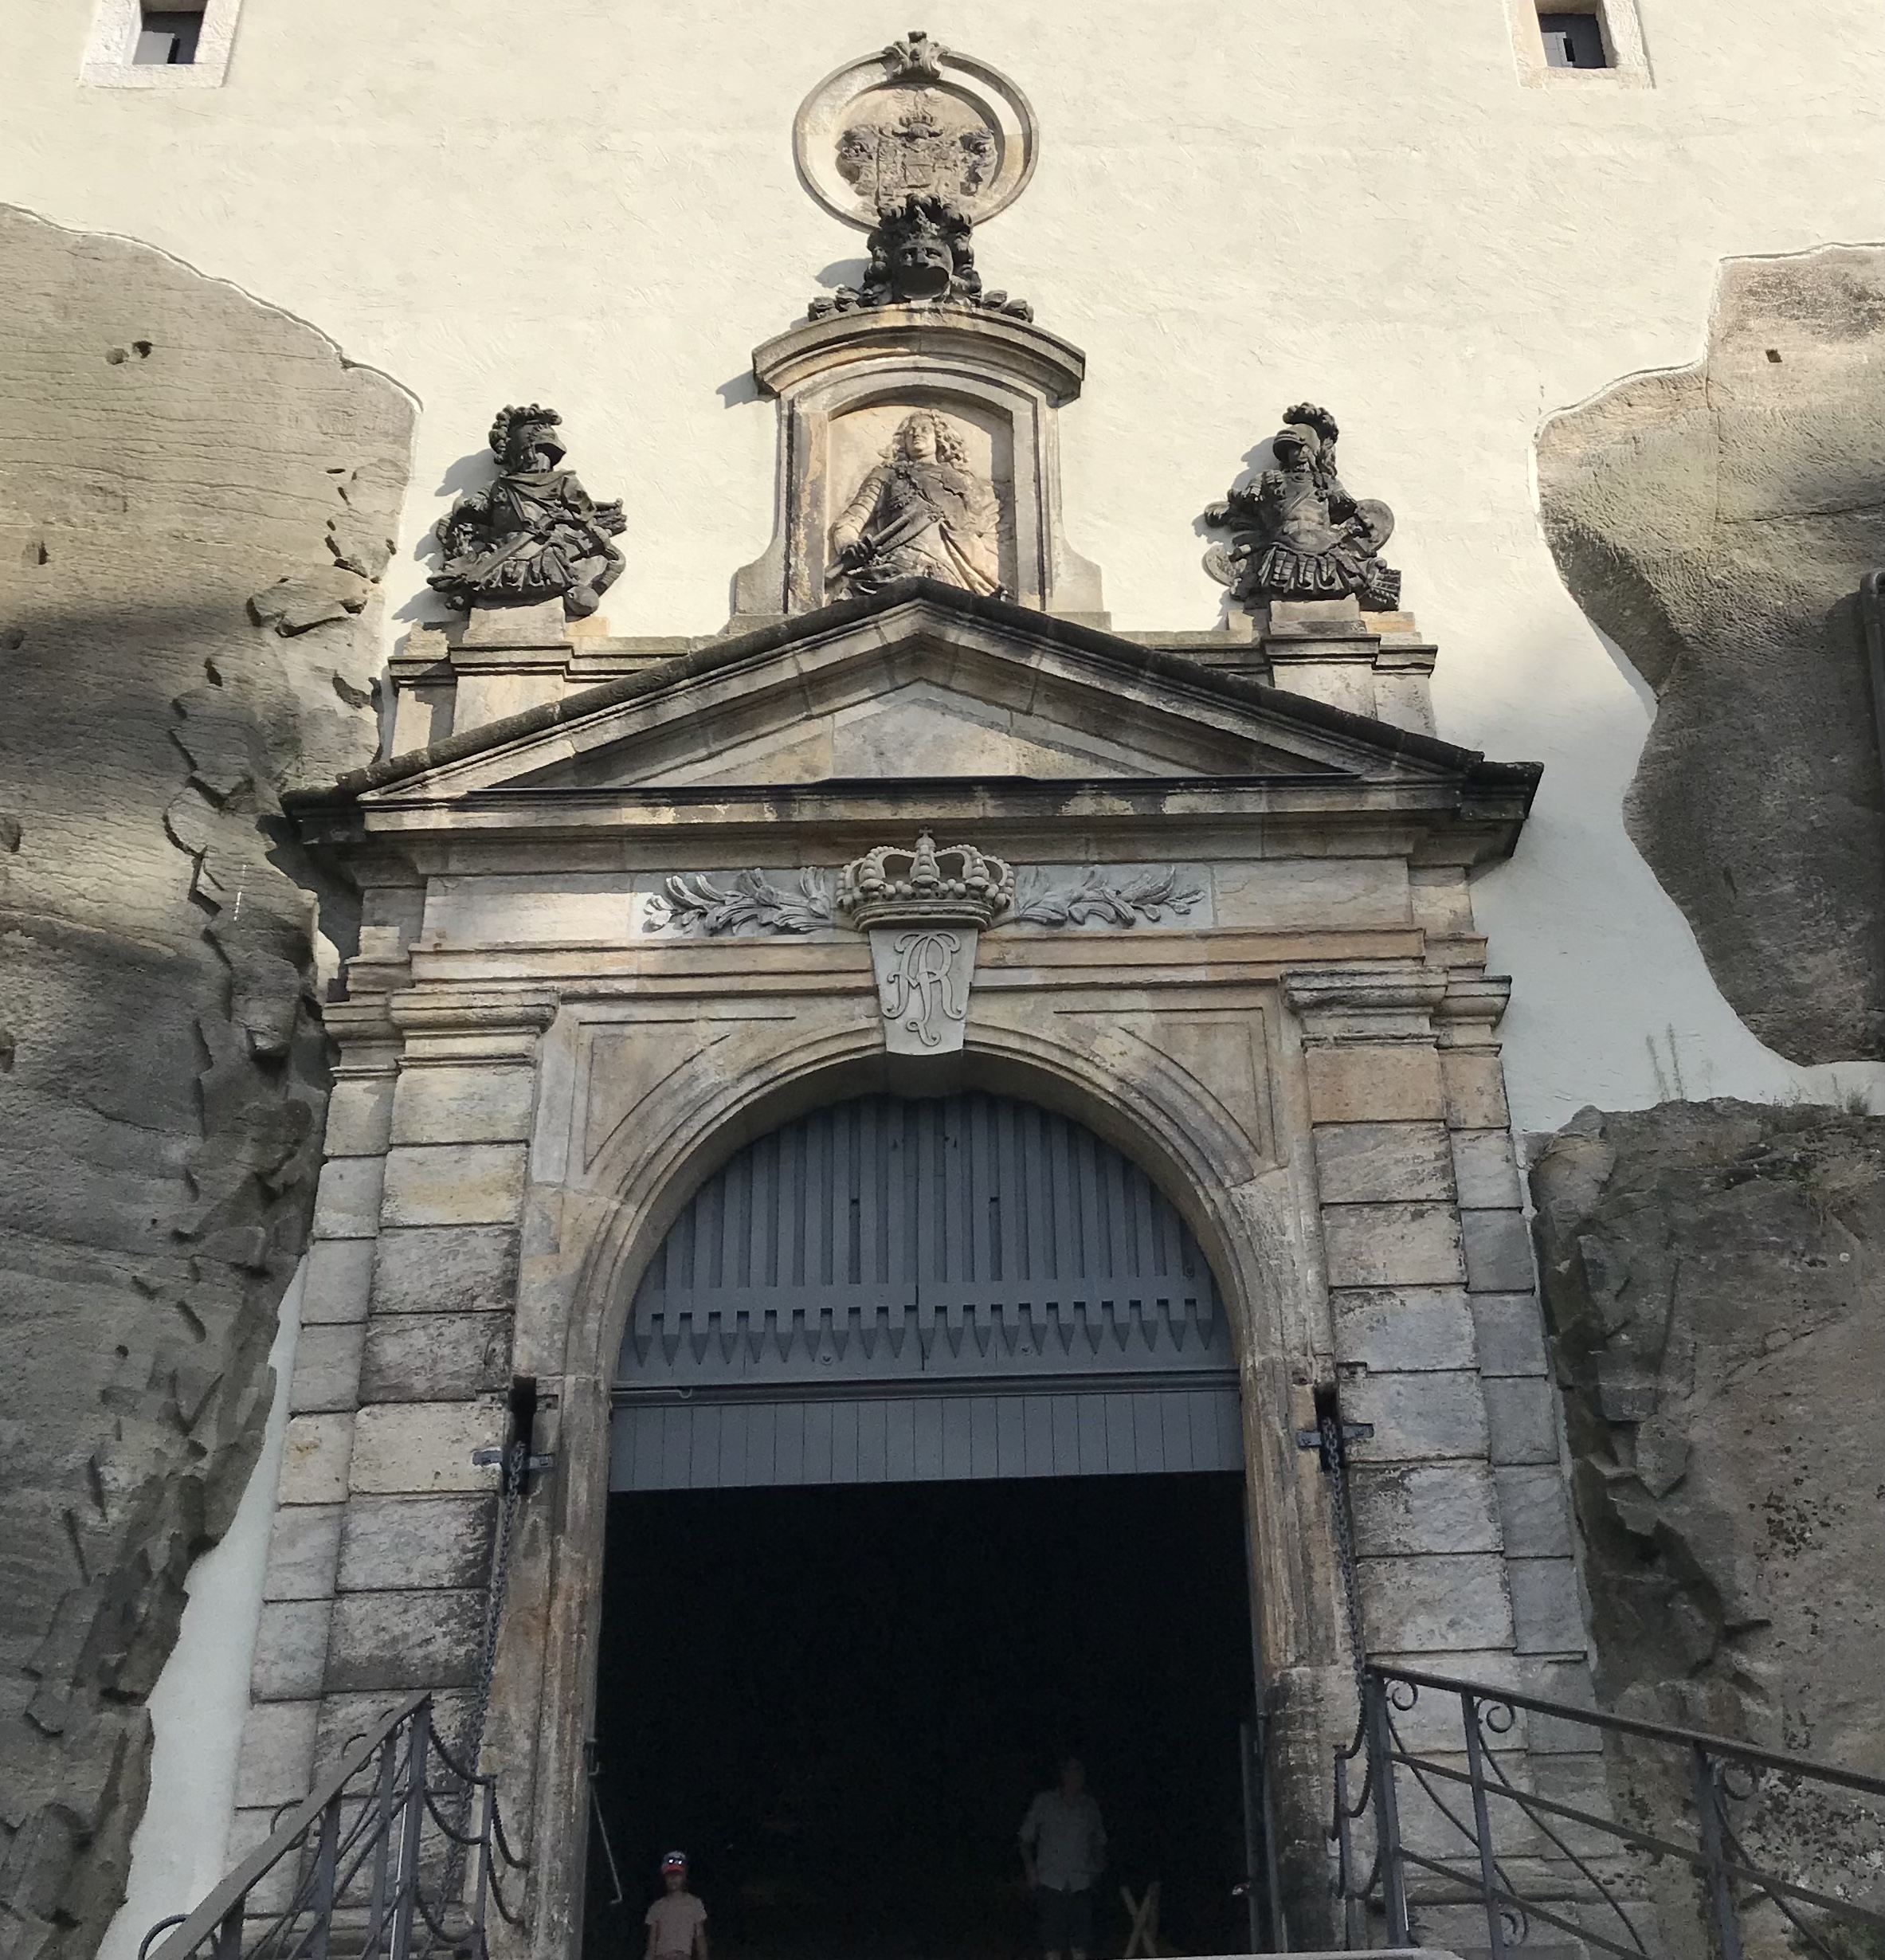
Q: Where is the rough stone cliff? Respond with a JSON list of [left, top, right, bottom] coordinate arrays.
[[1537, 245, 1885, 1066], [0, 207, 412, 1960], [1530, 1097, 1885, 1955]]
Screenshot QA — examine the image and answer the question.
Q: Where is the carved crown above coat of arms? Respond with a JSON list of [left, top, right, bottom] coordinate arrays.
[[837, 831, 1016, 931]]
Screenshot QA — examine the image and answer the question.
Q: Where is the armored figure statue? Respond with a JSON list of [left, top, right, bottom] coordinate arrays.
[[829, 409, 1004, 598], [808, 194, 1031, 321], [429, 405, 626, 618], [1203, 404, 1401, 612]]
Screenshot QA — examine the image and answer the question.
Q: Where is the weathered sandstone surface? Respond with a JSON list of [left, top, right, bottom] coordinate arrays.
[[1537, 246, 1885, 1065], [1530, 1098, 1885, 1954], [0, 207, 411, 1960]]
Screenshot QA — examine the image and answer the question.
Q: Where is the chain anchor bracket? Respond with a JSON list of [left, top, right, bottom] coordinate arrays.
[[1296, 1421, 1373, 1452], [472, 1445, 556, 1480]]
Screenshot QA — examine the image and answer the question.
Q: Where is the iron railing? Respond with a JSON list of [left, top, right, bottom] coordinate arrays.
[[139, 1694, 526, 1960], [1331, 1664, 1885, 1958]]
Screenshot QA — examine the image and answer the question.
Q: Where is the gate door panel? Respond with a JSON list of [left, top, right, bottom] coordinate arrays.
[[610, 1093, 1240, 1488]]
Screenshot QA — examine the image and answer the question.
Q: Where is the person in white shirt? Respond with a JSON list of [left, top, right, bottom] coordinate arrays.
[[1019, 1757, 1107, 1960], [644, 1852, 707, 1960]]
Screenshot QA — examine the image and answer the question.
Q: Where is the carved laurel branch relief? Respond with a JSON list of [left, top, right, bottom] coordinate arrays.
[[1009, 865, 1202, 928], [640, 860, 1205, 938], [641, 868, 835, 936]]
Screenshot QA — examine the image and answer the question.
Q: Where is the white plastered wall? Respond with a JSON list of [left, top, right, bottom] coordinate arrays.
[[96, 1261, 304, 1960], [12, 0, 1884, 1927]]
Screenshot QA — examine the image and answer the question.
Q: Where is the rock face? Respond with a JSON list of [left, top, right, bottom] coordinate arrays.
[[1537, 247, 1885, 1066], [1530, 1099, 1885, 1952], [0, 208, 411, 1960]]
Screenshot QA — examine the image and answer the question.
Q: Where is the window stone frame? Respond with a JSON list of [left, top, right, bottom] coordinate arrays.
[[1505, 0, 1652, 86], [80, 0, 241, 88]]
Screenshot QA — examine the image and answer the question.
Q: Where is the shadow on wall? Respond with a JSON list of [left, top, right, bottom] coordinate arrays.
[[1536, 244, 1885, 1068], [0, 205, 413, 1960]]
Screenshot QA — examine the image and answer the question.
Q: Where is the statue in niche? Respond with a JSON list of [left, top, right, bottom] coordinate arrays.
[[429, 405, 627, 618], [829, 409, 1005, 598], [808, 194, 1031, 320], [1202, 404, 1401, 612]]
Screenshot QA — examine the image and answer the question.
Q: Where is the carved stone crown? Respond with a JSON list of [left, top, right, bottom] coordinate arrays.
[[837, 830, 1014, 930]]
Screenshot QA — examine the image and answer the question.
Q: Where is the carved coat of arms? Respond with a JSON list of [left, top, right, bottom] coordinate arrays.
[[835, 100, 994, 212]]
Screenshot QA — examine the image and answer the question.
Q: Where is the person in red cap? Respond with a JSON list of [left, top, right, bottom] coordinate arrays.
[[644, 1852, 707, 1960]]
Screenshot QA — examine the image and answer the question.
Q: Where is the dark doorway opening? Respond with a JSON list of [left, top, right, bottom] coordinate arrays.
[[586, 1473, 1256, 1960]]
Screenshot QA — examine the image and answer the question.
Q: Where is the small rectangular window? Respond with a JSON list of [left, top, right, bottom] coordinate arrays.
[[133, 5, 203, 63], [1538, 10, 1609, 66]]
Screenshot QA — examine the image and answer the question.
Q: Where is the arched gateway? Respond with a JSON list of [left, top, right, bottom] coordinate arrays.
[[612, 1092, 1242, 1490], [593, 1092, 1260, 1960], [262, 563, 1567, 1957], [237, 123, 1587, 1937]]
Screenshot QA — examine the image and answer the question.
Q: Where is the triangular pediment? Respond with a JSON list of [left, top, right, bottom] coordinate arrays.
[[336, 586, 1515, 814]]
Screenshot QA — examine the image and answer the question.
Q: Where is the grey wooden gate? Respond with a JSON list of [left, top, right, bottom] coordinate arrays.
[[610, 1092, 1241, 1489]]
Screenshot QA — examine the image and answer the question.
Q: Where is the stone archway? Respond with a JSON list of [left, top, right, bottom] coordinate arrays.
[[497, 1012, 1336, 1960]]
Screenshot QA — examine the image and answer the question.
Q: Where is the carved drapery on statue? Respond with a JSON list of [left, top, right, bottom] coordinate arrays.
[[1203, 404, 1401, 612], [429, 405, 626, 619], [829, 410, 1004, 598]]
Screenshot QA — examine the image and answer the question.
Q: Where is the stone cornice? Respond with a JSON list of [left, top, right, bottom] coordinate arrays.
[[1281, 964, 1449, 1042], [320, 1000, 402, 1061], [1435, 972, 1514, 1045], [386, 987, 559, 1060], [288, 585, 1534, 806], [752, 306, 1086, 405]]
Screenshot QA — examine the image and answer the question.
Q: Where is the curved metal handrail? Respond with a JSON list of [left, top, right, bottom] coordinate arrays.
[[1328, 1662, 1885, 1957]]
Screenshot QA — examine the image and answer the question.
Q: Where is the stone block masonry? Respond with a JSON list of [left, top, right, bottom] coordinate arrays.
[[1284, 966, 1591, 1714], [236, 990, 555, 1876]]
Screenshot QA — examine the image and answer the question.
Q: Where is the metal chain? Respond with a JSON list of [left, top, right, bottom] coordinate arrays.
[[468, 1437, 527, 1762], [445, 1437, 528, 1906], [1319, 1413, 1370, 1693]]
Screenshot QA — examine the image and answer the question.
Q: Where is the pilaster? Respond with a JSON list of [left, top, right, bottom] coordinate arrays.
[[229, 1003, 398, 1880], [1284, 966, 1513, 1675], [316, 989, 557, 1770]]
